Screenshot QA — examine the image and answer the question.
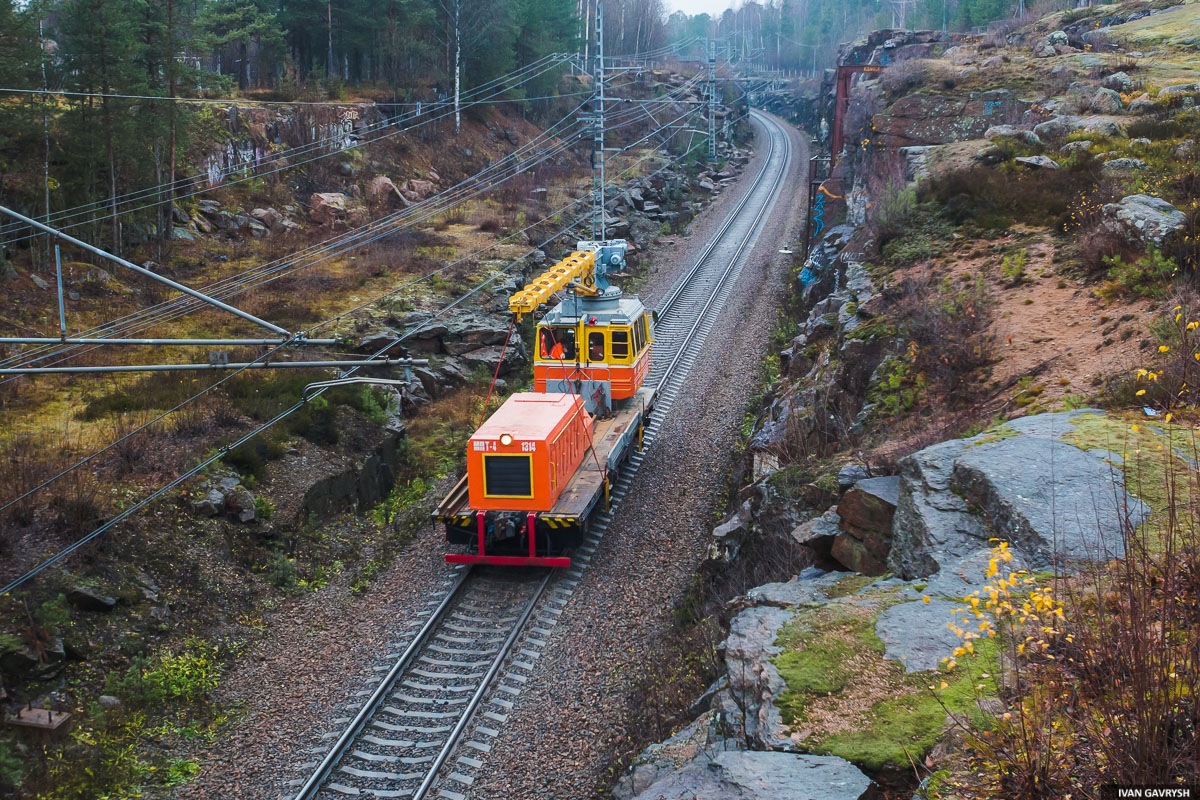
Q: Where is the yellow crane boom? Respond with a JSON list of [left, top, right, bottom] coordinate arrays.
[[508, 250, 597, 319]]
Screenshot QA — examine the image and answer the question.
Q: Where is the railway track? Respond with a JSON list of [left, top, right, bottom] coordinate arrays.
[[289, 110, 793, 800]]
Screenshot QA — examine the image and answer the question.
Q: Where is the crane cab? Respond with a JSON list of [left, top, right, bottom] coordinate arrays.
[[534, 296, 653, 414]]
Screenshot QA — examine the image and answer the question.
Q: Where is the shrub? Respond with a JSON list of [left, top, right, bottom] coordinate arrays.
[[50, 472, 106, 534], [0, 738, 20, 792], [108, 638, 220, 706], [224, 436, 285, 482], [933, 414, 1200, 793], [1101, 248, 1178, 297], [253, 495, 275, 520], [1000, 249, 1028, 286], [1076, 224, 1140, 275], [370, 478, 430, 531], [265, 551, 297, 589], [474, 215, 502, 233], [879, 59, 956, 98], [867, 348, 929, 415], [892, 273, 996, 402], [1125, 116, 1186, 141], [356, 386, 391, 426], [285, 395, 339, 445], [1127, 287, 1200, 409], [921, 158, 1104, 231], [1167, 201, 1200, 273], [871, 179, 918, 249]]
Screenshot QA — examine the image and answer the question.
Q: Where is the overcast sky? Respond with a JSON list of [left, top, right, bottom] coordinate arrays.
[[664, 0, 737, 17]]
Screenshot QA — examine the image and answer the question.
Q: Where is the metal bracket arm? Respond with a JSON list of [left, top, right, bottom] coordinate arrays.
[[0, 204, 289, 335]]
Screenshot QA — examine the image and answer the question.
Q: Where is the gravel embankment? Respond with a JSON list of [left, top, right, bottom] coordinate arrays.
[[171, 112, 808, 800], [470, 112, 810, 800]]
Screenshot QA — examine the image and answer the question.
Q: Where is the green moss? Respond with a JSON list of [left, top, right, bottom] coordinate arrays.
[[821, 573, 880, 600], [964, 423, 1018, 448], [773, 597, 1000, 773], [819, 633, 998, 771], [775, 605, 885, 720], [812, 472, 840, 497], [1062, 412, 1187, 512], [767, 464, 813, 500]]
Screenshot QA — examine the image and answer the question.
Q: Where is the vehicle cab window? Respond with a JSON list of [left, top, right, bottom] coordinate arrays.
[[611, 329, 630, 359], [588, 331, 605, 362], [539, 326, 576, 360]]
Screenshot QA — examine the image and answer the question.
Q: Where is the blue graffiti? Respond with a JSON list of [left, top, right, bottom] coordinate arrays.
[[799, 266, 815, 285], [983, 100, 1003, 116], [810, 191, 827, 239]]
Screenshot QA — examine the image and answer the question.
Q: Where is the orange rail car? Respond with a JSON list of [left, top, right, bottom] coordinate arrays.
[[466, 393, 594, 513]]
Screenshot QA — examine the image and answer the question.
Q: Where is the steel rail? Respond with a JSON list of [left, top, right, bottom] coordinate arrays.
[[289, 567, 473, 799], [290, 567, 554, 800], [410, 569, 554, 800], [409, 111, 792, 799], [657, 111, 789, 384], [654, 112, 781, 320]]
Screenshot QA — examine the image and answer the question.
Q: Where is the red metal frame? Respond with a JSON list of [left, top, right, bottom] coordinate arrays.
[[446, 554, 572, 567], [446, 510, 571, 567]]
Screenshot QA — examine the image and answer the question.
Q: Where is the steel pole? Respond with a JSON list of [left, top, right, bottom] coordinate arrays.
[[54, 244, 66, 338]]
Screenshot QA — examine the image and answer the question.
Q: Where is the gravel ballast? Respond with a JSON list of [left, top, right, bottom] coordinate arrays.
[[168, 112, 809, 800]]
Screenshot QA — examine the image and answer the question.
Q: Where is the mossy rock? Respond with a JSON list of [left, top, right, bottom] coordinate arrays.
[[772, 588, 999, 774]]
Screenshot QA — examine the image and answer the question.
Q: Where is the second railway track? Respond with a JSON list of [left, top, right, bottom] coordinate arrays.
[[290, 109, 794, 800]]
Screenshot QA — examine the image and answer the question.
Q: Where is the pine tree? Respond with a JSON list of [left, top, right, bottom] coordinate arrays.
[[59, 0, 161, 252], [200, 0, 286, 90]]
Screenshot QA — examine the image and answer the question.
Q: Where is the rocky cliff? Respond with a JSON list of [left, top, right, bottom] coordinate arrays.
[[614, 1, 1200, 793]]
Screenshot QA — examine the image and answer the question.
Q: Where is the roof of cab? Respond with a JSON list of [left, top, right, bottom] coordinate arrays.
[[472, 392, 588, 441]]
